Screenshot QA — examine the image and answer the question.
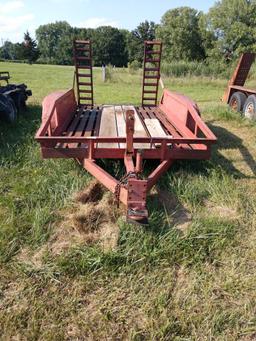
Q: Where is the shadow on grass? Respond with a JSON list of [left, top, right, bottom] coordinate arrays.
[[148, 188, 191, 234], [208, 122, 256, 178], [0, 104, 41, 154]]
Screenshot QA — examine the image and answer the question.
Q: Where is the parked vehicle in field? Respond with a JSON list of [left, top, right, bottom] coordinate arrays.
[[223, 53, 256, 120], [0, 71, 32, 123], [36, 40, 217, 224]]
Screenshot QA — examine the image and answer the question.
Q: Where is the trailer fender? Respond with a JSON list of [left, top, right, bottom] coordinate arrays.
[[159, 89, 201, 135], [42, 89, 77, 133]]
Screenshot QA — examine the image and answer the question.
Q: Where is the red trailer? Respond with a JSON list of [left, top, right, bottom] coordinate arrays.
[[223, 52, 256, 120], [35, 40, 217, 224]]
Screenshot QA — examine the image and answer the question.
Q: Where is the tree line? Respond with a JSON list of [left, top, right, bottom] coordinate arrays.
[[1, 0, 256, 67]]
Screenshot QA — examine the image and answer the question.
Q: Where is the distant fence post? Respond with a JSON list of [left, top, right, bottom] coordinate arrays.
[[102, 63, 106, 82]]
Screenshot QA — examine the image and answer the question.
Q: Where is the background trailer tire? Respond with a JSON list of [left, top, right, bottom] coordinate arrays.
[[229, 91, 247, 112], [0, 74, 32, 123], [243, 94, 256, 120], [0, 94, 18, 123]]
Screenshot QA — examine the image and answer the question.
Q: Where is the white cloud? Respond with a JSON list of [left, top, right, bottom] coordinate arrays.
[[0, 1, 34, 42], [0, 0, 24, 14], [0, 14, 34, 33], [79, 17, 119, 29]]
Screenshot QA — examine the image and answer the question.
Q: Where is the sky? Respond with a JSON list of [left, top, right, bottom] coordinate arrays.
[[0, 0, 216, 44]]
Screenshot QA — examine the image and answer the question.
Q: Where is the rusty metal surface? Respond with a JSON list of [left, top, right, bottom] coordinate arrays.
[[73, 40, 94, 107], [142, 41, 162, 107], [223, 53, 256, 103]]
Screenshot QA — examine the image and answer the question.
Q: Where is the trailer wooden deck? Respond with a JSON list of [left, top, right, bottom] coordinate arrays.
[[60, 105, 172, 150], [36, 39, 217, 224]]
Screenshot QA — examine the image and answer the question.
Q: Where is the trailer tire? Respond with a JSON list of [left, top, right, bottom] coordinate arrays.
[[229, 91, 247, 112], [243, 95, 256, 120], [12, 92, 23, 113], [0, 94, 17, 123]]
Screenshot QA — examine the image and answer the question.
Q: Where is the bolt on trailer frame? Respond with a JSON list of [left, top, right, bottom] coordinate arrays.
[[35, 40, 217, 224]]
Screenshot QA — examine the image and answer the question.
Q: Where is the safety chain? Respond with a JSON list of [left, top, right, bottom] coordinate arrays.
[[114, 171, 140, 208]]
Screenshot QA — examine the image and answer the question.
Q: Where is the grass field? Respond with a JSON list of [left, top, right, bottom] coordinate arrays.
[[0, 62, 256, 340]]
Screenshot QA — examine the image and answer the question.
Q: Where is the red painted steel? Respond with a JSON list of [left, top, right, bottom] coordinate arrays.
[[223, 53, 256, 104], [127, 179, 148, 224], [126, 110, 135, 155], [35, 41, 217, 224], [73, 40, 94, 107], [142, 41, 162, 106]]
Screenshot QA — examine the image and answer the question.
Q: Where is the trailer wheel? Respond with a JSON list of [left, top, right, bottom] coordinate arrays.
[[12, 92, 23, 113], [0, 94, 17, 123], [229, 91, 247, 112], [243, 95, 256, 120]]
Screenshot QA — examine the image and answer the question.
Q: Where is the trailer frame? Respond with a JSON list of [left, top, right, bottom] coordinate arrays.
[[35, 40, 217, 224]]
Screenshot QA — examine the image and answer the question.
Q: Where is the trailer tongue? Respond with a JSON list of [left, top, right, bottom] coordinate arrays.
[[36, 40, 217, 224]]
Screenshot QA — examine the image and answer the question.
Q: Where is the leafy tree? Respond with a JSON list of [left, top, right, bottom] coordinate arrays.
[[92, 26, 128, 66], [36, 21, 74, 65], [119, 29, 130, 64], [198, 14, 216, 58], [207, 0, 256, 60], [35, 22, 128, 66], [0, 41, 23, 60], [21, 31, 39, 64], [157, 7, 206, 61], [128, 20, 156, 63]]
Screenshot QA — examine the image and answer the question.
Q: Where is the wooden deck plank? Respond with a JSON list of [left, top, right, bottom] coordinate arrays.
[[84, 109, 96, 136], [144, 106, 155, 119], [115, 105, 126, 148], [93, 108, 102, 136], [80, 109, 97, 148], [122, 105, 149, 149], [153, 107, 193, 150], [154, 107, 182, 138], [66, 111, 82, 134], [59, 108, 83, 148], [138, 107, 149, 119], [144, 118, 167, 137], [68, 109, 90, 148], [98, 106, 118, 148]]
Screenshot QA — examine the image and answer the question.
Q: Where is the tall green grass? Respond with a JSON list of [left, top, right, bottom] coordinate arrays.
[[161, 59, 256, 79], [1, 61, 256, 340]]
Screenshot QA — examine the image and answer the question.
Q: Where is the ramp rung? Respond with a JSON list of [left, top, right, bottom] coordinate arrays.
[[78, 82, 92, 86], [144, 75, 159, 79], [75, 40, 90, 44], [75, 47, 90, 52], [145, 59, 160, 63], [79, 90, 92, 93], [79, 96, 93, 100], [77, 74, 91, 78], [145, 51, 161, 55], [145, 41, 162, 45], [76, 56, 91, 61], [143, 97, 157, 101], [76, 66, 91, 70], [145, 68, 159, 72], [143, 82, 158, 86], [144, 90, 157, 94]]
